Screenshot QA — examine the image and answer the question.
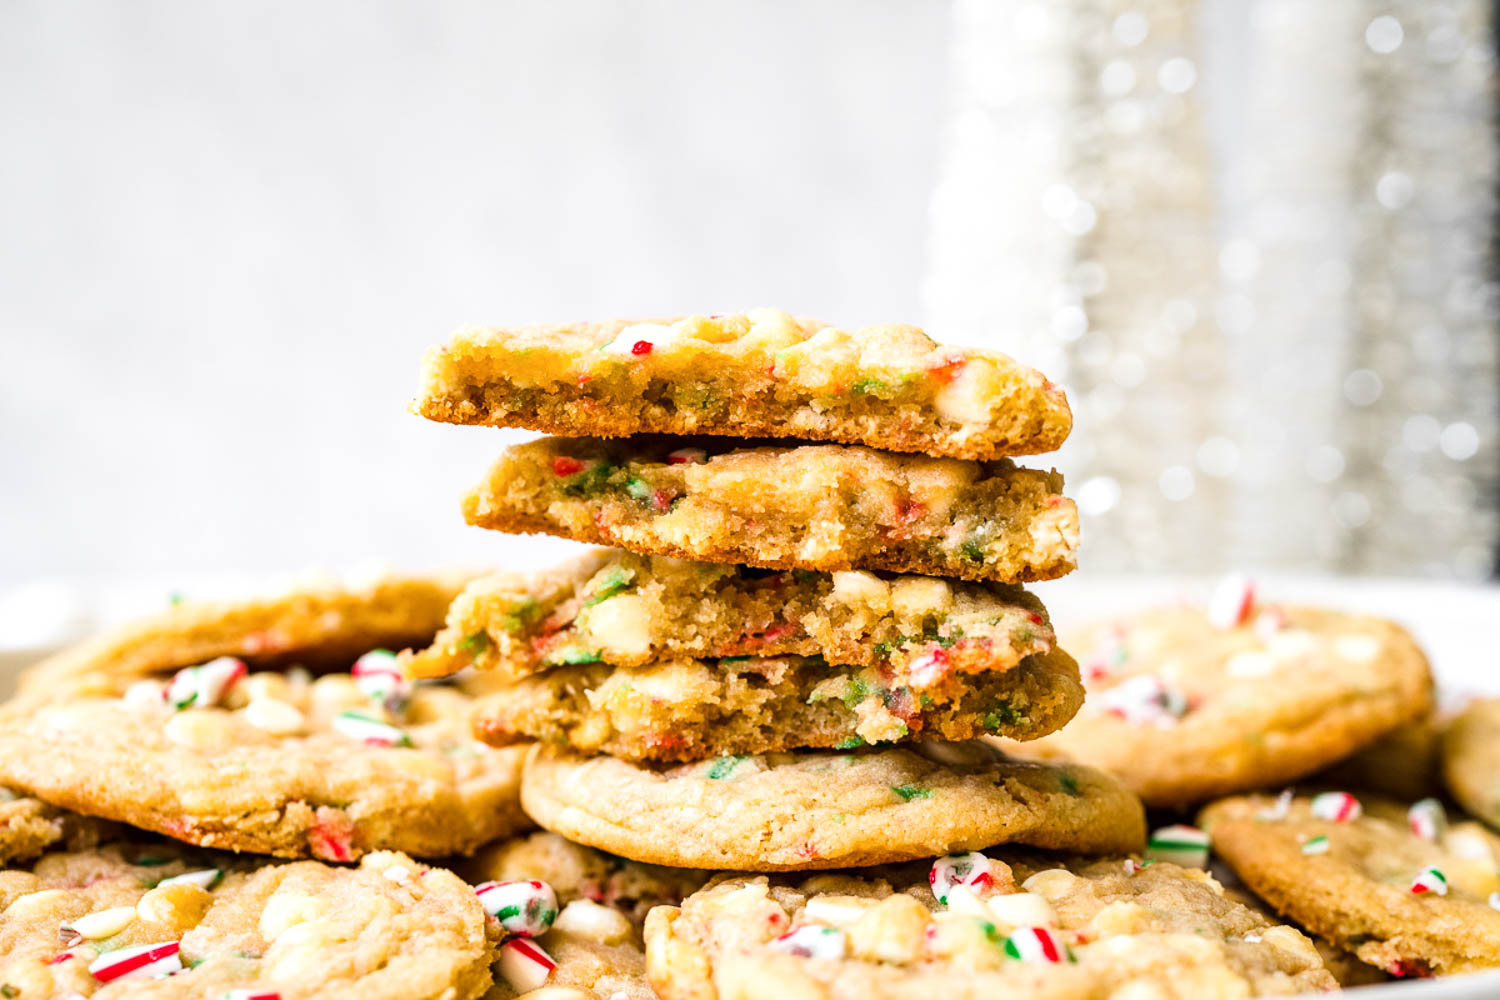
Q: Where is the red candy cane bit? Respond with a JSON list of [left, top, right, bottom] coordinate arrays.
[[1027, 612, 1044, 625], [928, 356, 967, 384], [651, 489, 675, 512], [631, 340, 653, 355], [552, 456, 585, 477], [307, 808, 357, 862], [795, 842, 821, 859], [576, 373, 594, 387], [761, 623, 797, 642], [896, 499, 926, 524]]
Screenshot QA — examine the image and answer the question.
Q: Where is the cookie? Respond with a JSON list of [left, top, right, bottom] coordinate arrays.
[[0, 789, 66, 866], [473, 647, 1084, 761], [0, 658, 530, 860], [0, 839, 494, 999], [406, 549, 1055, 691], [413, 309, 1072, 460], [520, 740, 1144, 871], [1000, 589, 1432, 806], [20, 571, 472, 694], [1201, 792, 1500, 977], [643, 854, 1334, 999], [1441, 698, 1500, 830], [1316, 715, 1445, 803], [463, 831, 710, 1000], [462, 437, 1078, 584]]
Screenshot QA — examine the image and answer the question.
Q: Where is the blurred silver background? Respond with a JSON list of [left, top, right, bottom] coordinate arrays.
[[1, 0, 1495, 614]]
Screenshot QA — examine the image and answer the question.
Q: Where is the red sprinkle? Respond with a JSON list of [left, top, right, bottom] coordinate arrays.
[[552, 456, 584, 477], [651, 489, 674, 512], [631, 340, 653, 355], [576, 373, 593, 387], [1027, 613, 1044, 625]]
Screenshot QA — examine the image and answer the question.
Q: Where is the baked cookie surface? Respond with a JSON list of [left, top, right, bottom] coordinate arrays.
[[406, 549, 1055, 690], [20, 572, 471, 694], [0, 789, 67, 866], [644, 854, 1334, 999], [462, 437, 1078, 584], [474, 648, 1083, 761], [0, 661, 529, 860], [1000, 596, 1432, 806], [520, 740, 1144, 871], [1441, 698, 1500, 830], [1201, 792, 1500, 977], [0, 839, 494, 999], [463, 831, 710, 1000], [414, 309, 1072, 460]]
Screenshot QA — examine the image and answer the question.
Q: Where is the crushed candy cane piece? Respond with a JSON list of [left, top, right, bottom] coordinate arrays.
[[476, 880, 558, 938], [497, 938, 556, 993], [1258, 789, 1294, 821], [1410, 867, 1448, 895], [88, 941, 181, 983], [163, 657, 246, 711], [1123, 858, 1154, 875], [1301, 835, 1331, 855], [1310, 792, 1362, 823], [1408, 798, 1447, 842], [156, 868, 222, 890], [666, 447, 707, 465], [1146, 824, 1211, 869], [906, 647, 950, 688], [332, 711, 411, 747], [1003, 926, 1072, 963], [930, 852, 999, 904], [1207, 574, 1256, 629], [1096, 674, 1189, 727], [768, 924, 849, 959], [1489, 892, 1500, 910], [224, 992, 282, 1000], [1253, 606, 1287, 640], [352, 649, 412, 715]]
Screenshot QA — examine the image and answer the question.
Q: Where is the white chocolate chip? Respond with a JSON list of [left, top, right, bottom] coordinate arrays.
[[941, 884, 991, 919], [578, 594, 651, 660], [985, 891, 1058, 929], [1334, 634, 1381, 663], [5, 889, 71, 919], [933, 358, 995, 425], [802, 894, 878, 926], [123, 680, 166, 709], [889, 577, 954, 616], [1225, 651, 1276, 678], [242, 673, 293, 704], [243, 697, 306, 736], [381, 864, 413, 884], [1266, 629, 1317, 660], [1020, 869, 1080, 901], [830, 571, 890, 612], [66, 905, 136, 940], [163, 709, 228, 749], [259, 892, 325, 941], [552, 899, 632, 944]]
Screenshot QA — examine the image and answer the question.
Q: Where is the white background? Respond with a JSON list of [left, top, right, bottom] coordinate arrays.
[[0, 0, 953, 587]]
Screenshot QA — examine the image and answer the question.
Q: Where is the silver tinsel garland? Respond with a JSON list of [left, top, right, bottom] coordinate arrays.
[[926, 0, 1498, 577]]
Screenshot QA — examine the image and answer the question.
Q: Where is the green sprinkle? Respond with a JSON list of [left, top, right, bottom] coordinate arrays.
[[458, 630, 491, 655], [584, 566, 636, 607], [625, 476, 653, 502], [707, 755, 749, 780], [983, 703, 1026, 731], [852, 377, 888, 396], [1301, 835, 1330, 855], [559, 462, 618, 497], [978, 919, 1003, 944], [553, 648, 603, 666], [720, 655, 755, 665], [497, 597, 541, 635], [960, 539, 987, 563], [167, 591, 184, 606], [834, 736, 864, 749], [134, 855, 171, 867], [842, 677, 875, 709], [892, 784, 931, 801], [1059, 773, 1081, 797], [3, 984, 19, 998]]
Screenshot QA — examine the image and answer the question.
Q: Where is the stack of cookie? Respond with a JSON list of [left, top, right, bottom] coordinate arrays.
[[408, 310, 1148, 872]]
